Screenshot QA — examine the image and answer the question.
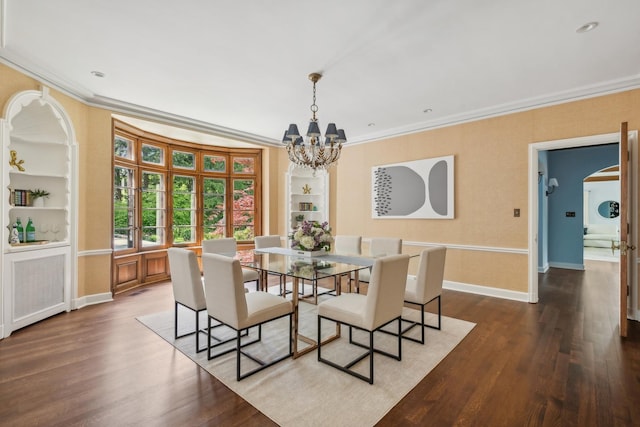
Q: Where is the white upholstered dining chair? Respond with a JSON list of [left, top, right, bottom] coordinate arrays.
[[351, 237, 402, 291], [334, 235, 362, 255], [254, 235, 288, 295], [201, 253, 293, 381], [333, 235, 362, 292], [317, 254, 410, 384], [402, 246, 446, 344], [202, 238, 260, 291], [167, 247, 208, 352]]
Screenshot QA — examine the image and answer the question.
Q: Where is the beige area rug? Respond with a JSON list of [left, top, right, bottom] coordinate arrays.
[[137, 292, 475, 427]]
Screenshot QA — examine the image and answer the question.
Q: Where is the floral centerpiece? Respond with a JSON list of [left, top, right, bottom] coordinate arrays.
[[289, 220, 333, 253]]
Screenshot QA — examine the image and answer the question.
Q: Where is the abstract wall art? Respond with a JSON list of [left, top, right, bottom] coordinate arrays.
[[372, 155, 454, 219]]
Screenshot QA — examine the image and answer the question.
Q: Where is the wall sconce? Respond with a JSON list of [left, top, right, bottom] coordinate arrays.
[[546, 178, 559, 196]]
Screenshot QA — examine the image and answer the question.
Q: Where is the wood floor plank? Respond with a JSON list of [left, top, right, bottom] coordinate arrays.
[[1, 260, 639, 426]]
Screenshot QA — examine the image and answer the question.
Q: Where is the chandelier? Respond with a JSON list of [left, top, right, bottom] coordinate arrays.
[[282, 73, 346, 172]]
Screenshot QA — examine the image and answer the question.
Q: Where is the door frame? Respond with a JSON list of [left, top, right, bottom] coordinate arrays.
[[528, 131, 638, 321]]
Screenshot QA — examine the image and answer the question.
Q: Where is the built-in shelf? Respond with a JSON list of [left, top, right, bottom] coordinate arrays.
[[1, 87, 77, 338], [285, 164, 329, 232]]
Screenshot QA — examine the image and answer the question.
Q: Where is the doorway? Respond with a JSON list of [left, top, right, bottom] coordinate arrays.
[[583, 166, 620, 263], [528, 131, 638, 311]]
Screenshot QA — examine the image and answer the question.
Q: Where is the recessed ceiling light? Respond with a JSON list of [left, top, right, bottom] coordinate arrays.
[[423, 108, 433, 113], [368, 123, 375, 127], [576, 21, 598, 33], [91, 70, 106, 78]]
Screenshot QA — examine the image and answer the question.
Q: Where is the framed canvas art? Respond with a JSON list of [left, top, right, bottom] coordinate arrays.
[[372, 155, 454, 219]]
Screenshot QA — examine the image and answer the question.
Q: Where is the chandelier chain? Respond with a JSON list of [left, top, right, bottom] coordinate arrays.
[[310, 79, 318, 120]]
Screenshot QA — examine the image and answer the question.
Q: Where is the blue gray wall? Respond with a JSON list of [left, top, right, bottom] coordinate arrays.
[[545, 143, 618, 269]]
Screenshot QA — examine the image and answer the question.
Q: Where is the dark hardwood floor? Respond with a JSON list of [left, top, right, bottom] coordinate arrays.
[[1, 260, 639, 426]]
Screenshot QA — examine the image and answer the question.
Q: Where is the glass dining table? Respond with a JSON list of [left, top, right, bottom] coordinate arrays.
[[233, 248, 375, 358]]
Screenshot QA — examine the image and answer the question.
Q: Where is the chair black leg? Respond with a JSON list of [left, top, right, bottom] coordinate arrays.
[[317, 315, 322, 361], [195, 307, 200, 351], [236, 329, 242, 381], [420, 303, 425, 344], [368, 331, 374, 384], [397, 317, 402, 360], [318, 316, 401, 384], [174, 301, 179, 339], [436, 295, 441, 330]]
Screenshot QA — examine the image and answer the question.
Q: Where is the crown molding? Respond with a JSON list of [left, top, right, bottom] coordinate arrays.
[[347, 74, 640, 146], [2, 51, 639, 148]]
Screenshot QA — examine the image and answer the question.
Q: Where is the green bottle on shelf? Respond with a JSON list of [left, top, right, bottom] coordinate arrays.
[[26, 217, 35, 242], [16, 217, 24, 243]]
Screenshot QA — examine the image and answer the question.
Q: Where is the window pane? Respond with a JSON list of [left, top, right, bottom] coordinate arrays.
[[233, 157, 254, 174], [114, 228, 134, 251], [233, 179, 255, 241], [172, 175, 196, 243], [204, 154, 226, 172], [234, 226, 254, 241], [141, 143, 164, 165], [172, 225, 196, 243], [203, 177, 225, 238], [142, 226, 165, 247], [173, 150, 195, 169], [114, 135, 134, 160], [114, 166, 135, 250], [141, 171, 166, 246], [114, 166, 135, 189]]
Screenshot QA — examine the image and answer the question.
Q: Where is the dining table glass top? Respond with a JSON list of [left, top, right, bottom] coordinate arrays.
[[232, 249, 373, 281]]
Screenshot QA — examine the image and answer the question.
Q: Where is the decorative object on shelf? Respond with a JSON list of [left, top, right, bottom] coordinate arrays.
[[9, 224, 20, 244], [282, 73, 347, 172], [30, 188, 50, 207], [51, 223, 61, 241], [302, 184, 312, 194], [289, 220, 332, 255], [295, 214, 305, 227], [10, 188, 31, 206], [9, 149, 25, 171], [299, 202, 313, 211], [25, 217, 36, 242]]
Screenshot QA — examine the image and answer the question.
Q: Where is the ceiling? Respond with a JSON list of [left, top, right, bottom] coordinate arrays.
[[2, 0, 640, 147]]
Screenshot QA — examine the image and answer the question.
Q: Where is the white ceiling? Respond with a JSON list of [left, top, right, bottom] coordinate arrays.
[[2, 0, 640, 147]]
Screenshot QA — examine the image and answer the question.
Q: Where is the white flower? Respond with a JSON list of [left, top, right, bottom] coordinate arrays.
[[300, 235, 316, 250]]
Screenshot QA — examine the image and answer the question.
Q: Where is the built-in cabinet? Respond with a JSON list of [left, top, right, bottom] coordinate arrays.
[[285, 164, 329, 231], [1, 87, 77, 338]]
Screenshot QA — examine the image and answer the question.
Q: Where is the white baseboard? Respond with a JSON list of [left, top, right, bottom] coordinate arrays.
[[548, 262, 585, 271], [72, 292, 113, 310], [443, 280, 529, 303], [538, 263, 550, 273]]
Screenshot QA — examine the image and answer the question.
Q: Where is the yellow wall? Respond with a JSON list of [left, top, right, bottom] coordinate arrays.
[[4, 62, 640, 306], [277, 90, 640, 296]]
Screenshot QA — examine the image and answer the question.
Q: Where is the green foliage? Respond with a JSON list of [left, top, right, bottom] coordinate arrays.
[[30, 188, 50, 199], [114, 136, 131, 158], [172, 151, 195, 168], [141, 144, 163, 164]]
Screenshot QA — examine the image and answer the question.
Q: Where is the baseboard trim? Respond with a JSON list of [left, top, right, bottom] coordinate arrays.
[[443, 280, 529, 303], [548, 262, 585, 271], [73, 292, 113, 310]]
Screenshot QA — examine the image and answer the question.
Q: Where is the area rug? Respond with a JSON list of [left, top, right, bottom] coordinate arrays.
[[137, 297, 475, 427]]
